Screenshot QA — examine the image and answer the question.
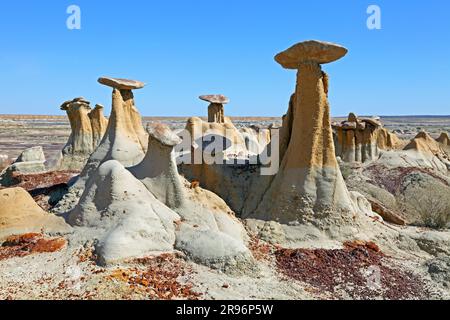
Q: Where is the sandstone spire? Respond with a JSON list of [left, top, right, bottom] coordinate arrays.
[[199, 95, 229, 123], [76, 77, 148, 185], [58, 97, 110, 170], [58, 98, 94, 170], [88, 104, 108, 147], [251, 40, 355, 223]]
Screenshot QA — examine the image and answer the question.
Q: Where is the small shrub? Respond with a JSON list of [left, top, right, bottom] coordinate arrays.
[[402, 184, 450, 229]]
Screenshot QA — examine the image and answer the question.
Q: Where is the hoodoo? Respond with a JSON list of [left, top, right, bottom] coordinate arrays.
[[131, 123, 251, 267], [200, 94, 229, 123], [58, 98, 95, 170], [76, 77, 148, 185], [251, 40, 356, 223], [185, 95, 248, 162], [333, 113, 402, 162], [69, 122, 251, 267]]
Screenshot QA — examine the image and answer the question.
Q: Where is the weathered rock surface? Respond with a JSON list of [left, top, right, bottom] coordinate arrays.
[[98, 77, 145, 90], [0, 147, 46, 186], [0, 187, 70, 241], [58, 98, 108, 171], [67, 160, 178, 265], [89, 104, 109, 147], [130, 123, 252, 268], [250, 40, 356, 225], [76, 78, 148, 187], [239, 125, 271, 155], [184, 116, 249, 162], [333, 113, 402, 163], [378, 131, 450, 172], [275, 40, 348, 67]]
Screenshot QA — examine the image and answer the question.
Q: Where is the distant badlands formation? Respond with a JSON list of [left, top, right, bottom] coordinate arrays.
[[1, 40, 450, 267]]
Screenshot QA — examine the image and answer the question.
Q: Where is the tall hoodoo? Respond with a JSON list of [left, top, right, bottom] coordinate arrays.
[[251, 40, 355, 223], [76, 77, 148, 185], [200, 95, 229, 123], [58, 98, 95, 170]]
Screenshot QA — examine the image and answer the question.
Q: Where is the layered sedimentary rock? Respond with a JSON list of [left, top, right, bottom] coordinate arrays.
[[67, 160, 179, 265], [130, 124, 186, 209], [179, 94, 262, 215], [185, 95, 248, 161], [437, 132, 450, 145], [0, 147, 46, 186], [200, 95, 229, 123], [378, 131, 450, 172], [69, 123, 251, 267], [76, 77, 148, 186], [436, 132, 450, 154], [58, 98, 108, 170], [239, 125, 271, 155], [333, 113, 402, 163], [130, 124, 251, 266], [250, 40, 356, 223], [404, 131, 443, 154], [89, 104, 109, 147], [404, 132, 450, 169], [0, 187, 70, 241]]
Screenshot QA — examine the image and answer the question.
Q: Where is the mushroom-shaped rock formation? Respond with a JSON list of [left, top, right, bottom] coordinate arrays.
[[275, 40, 348, 68], [178, 108, 258, 215], [75, 77, 148, 187], [58, 97, 108, 170], [88, 104, 109, 147], [200, 94, 229, 123], [250, 40, 356, 224], [182, 95, 249, 166], [333, 113, 402, 163], [0, 147, 46, 186], [130, 123, 252, 268], [98, 77, 145, 90], [0, 187, 70, 241]]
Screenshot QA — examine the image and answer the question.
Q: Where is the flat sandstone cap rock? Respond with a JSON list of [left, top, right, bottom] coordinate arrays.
[[98, 77, 145, 90], [147, 123, 182, 147], [275, 40, 348, 68], [199, 95, 229, 104]]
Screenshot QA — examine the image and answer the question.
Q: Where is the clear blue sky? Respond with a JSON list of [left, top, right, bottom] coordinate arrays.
[[0, 0, 449, 117]]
